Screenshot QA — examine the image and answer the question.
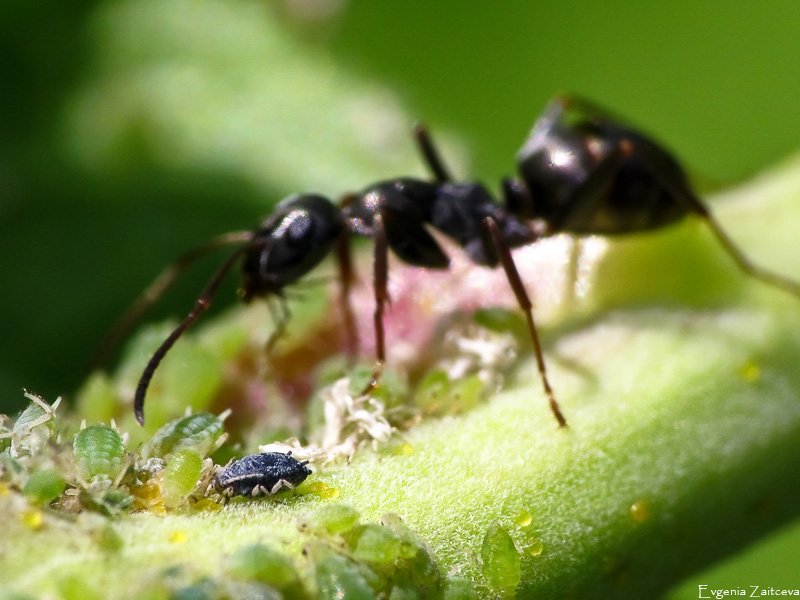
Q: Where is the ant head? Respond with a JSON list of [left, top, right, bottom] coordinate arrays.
[[134, 193, 342, 425], [241, 193, 342, 300]]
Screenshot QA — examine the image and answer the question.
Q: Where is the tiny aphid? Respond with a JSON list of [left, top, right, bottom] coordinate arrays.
[[161, 449, 204, 508], [8, 390, 61, 434], [0, 391, 62, 458], [73, 424, 126, 484], [214, 452, 311, 500], [481, 523, 522, 591], [144, 411, 228, 460]]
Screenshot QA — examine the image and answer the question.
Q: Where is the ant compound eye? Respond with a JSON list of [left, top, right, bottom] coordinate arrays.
[[283, 210, 316, 246]]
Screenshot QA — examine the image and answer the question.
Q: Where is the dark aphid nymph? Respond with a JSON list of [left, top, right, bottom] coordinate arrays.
[[214, 452, 311, 500]]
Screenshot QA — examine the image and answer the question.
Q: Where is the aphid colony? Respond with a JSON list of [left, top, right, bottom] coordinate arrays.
[[0, 392, 312, 514], [1, 394, 487, 596], [102, 95, 800, 428]]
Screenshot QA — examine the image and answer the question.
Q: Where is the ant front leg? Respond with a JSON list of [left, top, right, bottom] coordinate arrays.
[[483, 217, 568, 428]]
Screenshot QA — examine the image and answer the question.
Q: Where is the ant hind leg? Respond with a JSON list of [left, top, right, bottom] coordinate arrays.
[[634, 149, 800, 300]]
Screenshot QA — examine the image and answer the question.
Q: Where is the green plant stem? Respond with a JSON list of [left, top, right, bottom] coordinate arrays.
[[3, 157, 800, 599]]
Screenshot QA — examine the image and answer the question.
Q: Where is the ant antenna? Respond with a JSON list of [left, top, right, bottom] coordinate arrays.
[[134, 240, 255, 425], [92, 231, 253, 370]]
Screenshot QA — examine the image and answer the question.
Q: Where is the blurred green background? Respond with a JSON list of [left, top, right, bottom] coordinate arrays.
[[1, 1, 799, 596]]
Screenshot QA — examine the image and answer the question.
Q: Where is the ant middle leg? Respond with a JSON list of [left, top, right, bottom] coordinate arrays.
[[360, 211, 389, 394], [335, 231, 359, 359]]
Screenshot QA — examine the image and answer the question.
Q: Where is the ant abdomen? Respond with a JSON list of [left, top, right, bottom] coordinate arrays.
[[514, 96, 691, 234]]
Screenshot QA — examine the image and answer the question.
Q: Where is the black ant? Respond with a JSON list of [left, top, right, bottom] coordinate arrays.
[[111, 93, 800, 428]]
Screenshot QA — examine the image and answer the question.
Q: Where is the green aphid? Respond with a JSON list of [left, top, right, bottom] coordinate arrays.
[[73, 424, 126, 484], [344, 523, 415, 564], [415, 369, 484, 416], [380, 513, 441, 591], [161, 449, 203, 508], [472, 307, 527, 337], [4, 392, 61, 457], [226, 543, 300, 589], [144, 412, 225, 460], [441, 577, 479, 600], [314, 551, 376, 600], [307, 503, 361, 534], [347, 366, 408, 410], [450, 375, 485, 412], [14, 400, 58, 433], [23, 469, 67, 505], [480, 523, 521, 592]]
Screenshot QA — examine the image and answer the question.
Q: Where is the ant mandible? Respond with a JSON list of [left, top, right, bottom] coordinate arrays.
[[118, 93, 800, 427]]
